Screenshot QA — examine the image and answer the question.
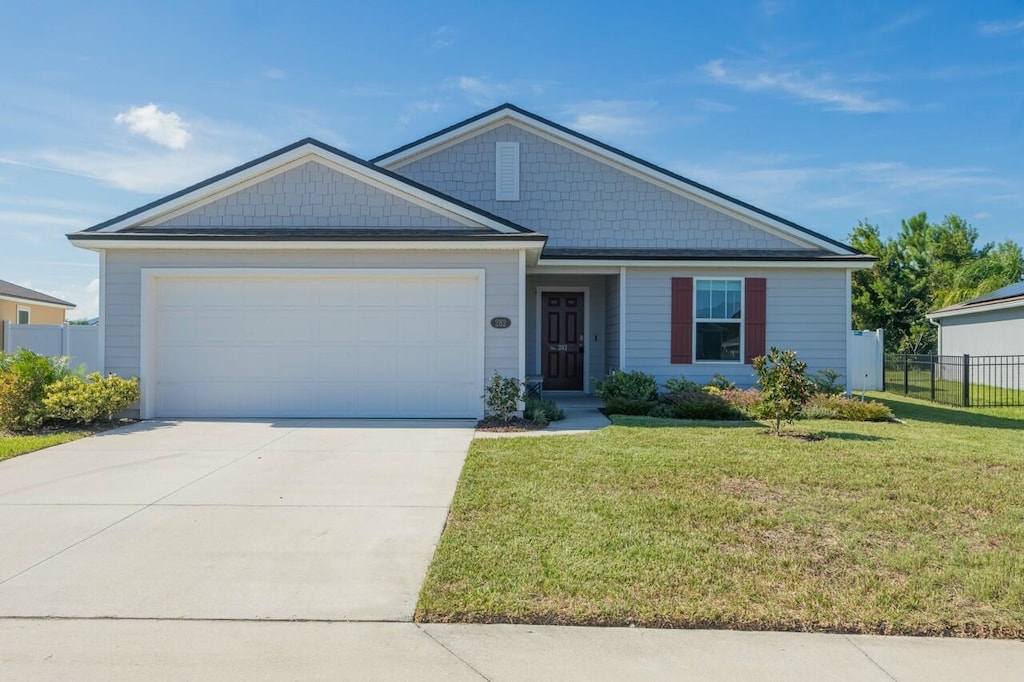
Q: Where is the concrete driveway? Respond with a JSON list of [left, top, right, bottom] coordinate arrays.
[[0, 419, 474, 621]]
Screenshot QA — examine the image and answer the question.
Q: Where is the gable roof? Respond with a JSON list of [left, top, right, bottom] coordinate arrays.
[[0, 279, 75, 308], [929, 280, 1024, 320], [373, 103, 861, 256], [73, 138, 538, 237]]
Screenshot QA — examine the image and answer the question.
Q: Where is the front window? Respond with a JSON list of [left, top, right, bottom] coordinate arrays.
[[16, 307, 30, 325], [695, 279, 741, 361]]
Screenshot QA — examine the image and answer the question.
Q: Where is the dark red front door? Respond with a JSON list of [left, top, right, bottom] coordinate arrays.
[[542, 292, 584, 390]]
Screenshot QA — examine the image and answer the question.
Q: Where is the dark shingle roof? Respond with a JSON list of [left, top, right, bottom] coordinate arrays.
[[539, 248, 874, 262], [372, 103, 861, 256], [0, 279, 75, 307], [75, 138, 536, 236]]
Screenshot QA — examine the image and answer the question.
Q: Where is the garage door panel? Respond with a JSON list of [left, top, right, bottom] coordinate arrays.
[[150, 272, 482, 418]]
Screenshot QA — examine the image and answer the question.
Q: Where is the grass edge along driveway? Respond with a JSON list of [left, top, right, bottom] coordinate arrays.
[[0, 431, 92, 462], [417, 395, 1024, 638]]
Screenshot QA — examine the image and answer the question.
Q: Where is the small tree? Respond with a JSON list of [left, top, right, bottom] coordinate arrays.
[[753, 348, 813, 436], [481, 372, 523, 423]]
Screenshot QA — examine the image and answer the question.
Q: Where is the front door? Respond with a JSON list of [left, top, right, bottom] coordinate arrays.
[[542, 292, 584, 391]]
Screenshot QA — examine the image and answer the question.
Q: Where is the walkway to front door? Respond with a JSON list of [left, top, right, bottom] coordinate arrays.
[[542, 291, 584, 391]]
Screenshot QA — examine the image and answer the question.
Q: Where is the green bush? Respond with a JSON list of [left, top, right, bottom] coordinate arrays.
[[753, 348, 815, 436], [663, 376, 702, 394], [810, 368, 846, 396], [803, 394, 892, 421], [603, 397, 656, 416], [43, 373, 139, 425], [706, 373, 737, 391], [596, 370, 658, 402], [524, 396, 565, 423], [663, 391, 744, 420], [0, 350, 74, 433], [482, 372, 523, 423], [717, 389, 763, 419]]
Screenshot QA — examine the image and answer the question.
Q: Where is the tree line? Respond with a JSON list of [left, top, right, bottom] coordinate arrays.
[[849, 212, 1023, 354]]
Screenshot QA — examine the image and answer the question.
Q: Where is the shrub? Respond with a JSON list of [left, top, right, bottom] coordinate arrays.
[[663, 376, 702, 394], [603, 397, 656, 416], [43, 373, 140, 424], [717, 388, 763, 419], [524, 396, 565, 423], [663, 391, 744, 420], [706, 373, 737, 391], [753, 348, 814, 436], [596, 370, 658, 402], [647, 403, 676, 419], [0, 350, 74, 433], [482, 372, 523, 423], [810, 368, 846, 396], [802, 393, 893, 422]]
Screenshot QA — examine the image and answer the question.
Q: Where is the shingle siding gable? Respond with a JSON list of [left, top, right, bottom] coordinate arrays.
[[153, 161, 472, 229], [392, 123, 808, 251]]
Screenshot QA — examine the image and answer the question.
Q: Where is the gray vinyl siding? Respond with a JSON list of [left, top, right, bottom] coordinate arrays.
[[153, 161, 476, 229], [606, 274, 620, 375], [103, 249, 521, 416], [624, 268, 848, 387], [392, 123, 809, 251], [938, 308, 1024, 357], [525, 275, 606, 387]]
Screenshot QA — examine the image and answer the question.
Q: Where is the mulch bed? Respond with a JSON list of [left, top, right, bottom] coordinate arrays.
[[25, 418, 138, 437], [475, 417, 548, 432]]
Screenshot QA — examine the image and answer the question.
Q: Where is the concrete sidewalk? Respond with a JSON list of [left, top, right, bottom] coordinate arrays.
[[476, 394, 610, 438], [2, 620, 1020, 681]]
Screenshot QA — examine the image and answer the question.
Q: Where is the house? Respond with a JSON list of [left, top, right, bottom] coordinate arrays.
[[927, 281, 1024, 357], [0, 279, 76, 349], [67, 103, 873, 419]]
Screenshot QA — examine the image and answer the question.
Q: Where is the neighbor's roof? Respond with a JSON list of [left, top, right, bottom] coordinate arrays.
[[929, 280, 1024, 319], [0, 279, 75, 308]]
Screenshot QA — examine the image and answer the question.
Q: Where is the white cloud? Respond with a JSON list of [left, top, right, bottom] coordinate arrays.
[[703, 60, 901, 113], [560, 100, 657, 135], [876, 10, 928, 33], [693, 99, 737, 113], [262, 68, 286, 79], [114, 103, 192, 149], [398, 100, 445, 125], [978, 17, 1024, 35], [758, 0, 791, 18], [32, 147, 241, 194], [975, 211, 991, 220], [15, 278, 99, 320], [430, 25, 457, 50], [445, 76, 551, 107]]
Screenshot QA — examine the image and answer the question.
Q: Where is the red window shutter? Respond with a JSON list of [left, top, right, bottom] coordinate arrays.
[[744, 277, 767, 364], [671, 277, 693, 364]]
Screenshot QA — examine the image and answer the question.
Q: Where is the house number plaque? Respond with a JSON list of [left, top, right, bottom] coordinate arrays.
[[490, 317, 512, 329]]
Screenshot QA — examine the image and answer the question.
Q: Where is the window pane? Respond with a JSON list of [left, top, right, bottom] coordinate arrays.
[[726, 288, 741, 319], [17, 309, 29, 324], [696, 280, 711, 318], [696, 322, 741, 361]]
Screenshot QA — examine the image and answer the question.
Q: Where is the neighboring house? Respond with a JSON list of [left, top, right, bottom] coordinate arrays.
[[0, 278, 76, 349], [927, 281, 1024, 357], [67, 103, 873, 419]]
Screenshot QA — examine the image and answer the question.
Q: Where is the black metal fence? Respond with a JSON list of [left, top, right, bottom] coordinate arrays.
[[884, 354, 1024, 407]]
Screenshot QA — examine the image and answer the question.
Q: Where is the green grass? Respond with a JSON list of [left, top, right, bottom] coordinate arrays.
[[884, 367, 1024, 408], [0, 431, 90, 461], [418, 393, 1024, 637]]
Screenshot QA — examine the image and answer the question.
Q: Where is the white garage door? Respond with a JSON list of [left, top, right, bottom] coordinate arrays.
[[146, 271, 483, 418]]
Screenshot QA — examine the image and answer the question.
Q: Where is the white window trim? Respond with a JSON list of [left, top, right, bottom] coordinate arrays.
[[16, 306, 30, 325], [693, 277, 744, 364]]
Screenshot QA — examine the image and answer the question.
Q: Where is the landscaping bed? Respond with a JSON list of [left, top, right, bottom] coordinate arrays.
[[417, 394, 1024, 638]]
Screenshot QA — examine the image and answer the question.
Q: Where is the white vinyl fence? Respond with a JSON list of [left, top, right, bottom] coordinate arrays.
[[2, 322, 100, 374], [848, 328, 884, 392]]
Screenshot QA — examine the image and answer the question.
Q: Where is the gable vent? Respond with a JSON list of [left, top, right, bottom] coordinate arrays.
[[495, 142, 520, 201]]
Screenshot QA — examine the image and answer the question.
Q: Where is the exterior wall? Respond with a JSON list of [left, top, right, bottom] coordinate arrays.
[[104, 249, 522, 416], [525, 275, 606, 389], [393, 123, 807, 251], [938, 308, 1024, 357], [0, 301, 66, 348], [605, 274, 620, 375], [154, 161, 473, 229], [623, 267, 848, 387]]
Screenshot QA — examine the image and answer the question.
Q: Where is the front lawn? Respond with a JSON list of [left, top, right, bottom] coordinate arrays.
[[0, 430, 91, 462], [418, 393, 1024, 637]]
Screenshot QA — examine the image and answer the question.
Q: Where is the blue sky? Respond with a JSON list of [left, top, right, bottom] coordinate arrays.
[[1, 1, 1022, 319]]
